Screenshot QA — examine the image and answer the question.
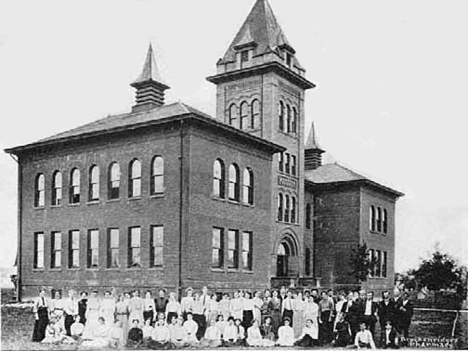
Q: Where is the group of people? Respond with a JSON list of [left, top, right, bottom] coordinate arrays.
[[31, 285, 414, 349]]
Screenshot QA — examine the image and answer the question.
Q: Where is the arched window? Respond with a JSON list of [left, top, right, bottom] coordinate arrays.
[[306, 203, 311, 229], [286, 105, 291, 133], [213, 159, 225, 198], [278, 101, 285, 131], [251, 99, 260, 129], [377, 207, 382, 232], [129, 159, 141, 198], [229, 104, 238, 128], [370, 206, 376, 231], [51, 171, 62, 206], [291, 197, 296, 224], [228, 164, 240, 201], [383, 209, 388, 234], [240, 101, 249, 130], [305, 248, 311, 276], [34, 174, 45, 207], [108, 162, 120, 200], [151, 156, 164, 195], [278, 193, 283, 221], [284, 195, 290, 223], [69, 168, 80, 204], [89, 165, 99, 201], [292, 107, 298, 134], [243, 168, 254, 205]]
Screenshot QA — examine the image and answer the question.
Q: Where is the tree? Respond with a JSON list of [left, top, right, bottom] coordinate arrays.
[[349, 242, 376, 283], [413, 248, 466, 294]]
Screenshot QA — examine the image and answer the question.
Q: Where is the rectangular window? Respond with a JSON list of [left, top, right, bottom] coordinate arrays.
[[150, 225, 164, 267], [51, 231, 61, 268], [291, 155, 297, 176], [241, 50, 249, 62], [279, 153, 284, 172], [285, 153, 290, 174], [242, 231, 252, 271], [128, 227, 141, 268], [68, 230, 80, 268], [107, 228, 120, 268], [212, 227, 224, 268], [87, 229, 99, 268], [34, 232, 44, 269], [376, 250, 382, 277], [227, 229, 239, 269], [382, 251, 387, 278], [368, 249, 374, 277]]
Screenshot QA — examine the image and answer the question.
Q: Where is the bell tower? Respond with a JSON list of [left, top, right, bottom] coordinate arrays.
[[207, 0, 315, 280]]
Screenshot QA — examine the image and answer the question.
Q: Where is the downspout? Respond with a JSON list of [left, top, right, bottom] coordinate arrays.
[[178, 120, 185, 300], [11, 154, 21, 301]]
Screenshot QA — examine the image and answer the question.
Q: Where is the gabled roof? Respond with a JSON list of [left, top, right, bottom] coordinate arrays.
[[305, 163, 404, 198], [222, 0, 297, 63]]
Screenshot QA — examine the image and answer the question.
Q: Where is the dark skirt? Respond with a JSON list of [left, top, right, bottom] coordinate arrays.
[[192, 313, 206, 340], [242, 310, 254, 329], [295, 334, 316, 347], [32, 307, 49, 342], [282, 309, 294, 326]]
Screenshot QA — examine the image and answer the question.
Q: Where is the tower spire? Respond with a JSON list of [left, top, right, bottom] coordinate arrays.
[[305, 122, 325, 171], [131, 44, 170, 113]]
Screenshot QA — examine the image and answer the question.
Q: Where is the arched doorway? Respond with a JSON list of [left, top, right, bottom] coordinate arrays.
[[276, 235, 298, 277]]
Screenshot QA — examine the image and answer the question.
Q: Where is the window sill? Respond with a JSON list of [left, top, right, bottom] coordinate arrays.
[[128, 197, 142, 201], [33, 268, 45, 271], [227, 199, 241, 205], [87, 200, 100, 205], [212, 196, 227, 203], [50, 204, 62, 208], [368, 276, 387, 280], [150, 193, 165, 199], [105, 267, 121, 271], [50, 268, 62, 271], [277, 171, 299, 179], [68, 267, 81, 271], [148, 266, 164, 270], [33, 206, 45, 210], [369, 230, 387, 236], [277, 129, 298, 139], [227, 268, 240, 273], [68, 203, 80, 207], [242, 270, 254, 274], [242, 203, 255, 208], [127, 266, 142, 270], [211, 268, 225, 273], [86, 267, 100, 271], [106, 198, 121, 203]]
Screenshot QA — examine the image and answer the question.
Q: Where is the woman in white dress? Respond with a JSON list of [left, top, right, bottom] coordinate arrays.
[[277, 318, 296, 346], [99, 291, 116, 326], [252, 291, 263, 324], [83, 290, 101, 339], [206, 294, 219, 324], [247, 319, 275, 347], [229, 291, 243, 321], [218, 293, 230, 321], [128, 290, 144, 327], [50, 290, 65, 329], [303, 295, 319, 340], [293, 292, 306, 338], [82, 317, 110, 348]]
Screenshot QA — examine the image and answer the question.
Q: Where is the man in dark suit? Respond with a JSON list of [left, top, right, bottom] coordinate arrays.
[[378, 291, 396, 337], [155, 289, 168, 317], [342, 291, 361, 340], [395, 292, 413, 340], [362, 291, 378, 337]]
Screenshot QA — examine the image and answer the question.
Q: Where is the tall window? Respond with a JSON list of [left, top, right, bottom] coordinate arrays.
[[212, 227, 224, 269], [107, 228, 119, 268], [368, 249, 374, 277], [34, 232, 44, 269], [69, 168, 80, 204], [88, 165, 99, 201], [285, 153, 290, 174], [240, 50, 249, 62], [305, 248, 311, 276], [129, 159, 141, 198], [51, 231, 61, 268], [291, 155, 297, 176], [306, 203, 311, 229], [292, 107, 298, 134], [376, 250, 382, 277], [251, 99, 260, 129], [240, 101, 249, 130], [291, 197, 296, 224], [242, 231, 253, 271], [87, 229, 99, 268], [278, 193, 283, 221], [34, 174, 45, 207], [68, 230, 80, 268], [151, 156, 164, 195], [284, 195, 290, 223], [382, 251, 388, 277], [52, 171, 62, 206], [213, 159, 225, 198], [243, 168, 254, 205], [229, 104, 238, 128], [108, 162, 120, 200], [128, 227, 141, 268], [376, 207, 382, 232], [279, 153, 284, 172], [150, 225, 164, 267], [227, 229, 239, 269], [286, 105, 291, 133], [278, 101, 285, 131], [370, 206, 376, 231], [228, 164, 240, 201], [383, 209, 388, 234]]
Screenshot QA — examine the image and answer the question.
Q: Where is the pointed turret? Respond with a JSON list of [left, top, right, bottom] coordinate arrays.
[[131, 44, 170, 113], [305, 122, 325, 171]]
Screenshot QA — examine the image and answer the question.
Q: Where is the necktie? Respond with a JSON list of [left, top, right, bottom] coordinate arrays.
[[42, 297, 45, 306]]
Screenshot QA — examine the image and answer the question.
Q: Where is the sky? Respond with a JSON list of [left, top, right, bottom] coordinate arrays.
[[0, 0, 467, 275]]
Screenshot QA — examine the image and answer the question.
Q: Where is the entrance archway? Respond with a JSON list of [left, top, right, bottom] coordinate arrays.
[[276, 235, 298, 277]]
